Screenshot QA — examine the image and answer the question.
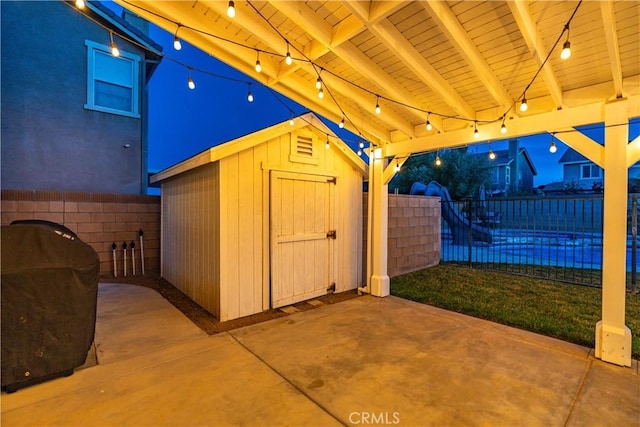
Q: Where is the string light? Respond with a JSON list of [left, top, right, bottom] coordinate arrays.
[[285, 43, 292, 65], [339, 117, 345, 128], [359, 141, 364, 149], [75, 0, 85, 9], [325, 135, 330, 149], [315, 76, 322, 90], [357, 148, 363, 156], [560, 25, 571, 60], [394, 162, 401, 172], [227, 1, 236, 19], [500, 117, 507, 134], [318, 87, 324, 99], [187, 67, 195, 90], [255, 51, 261, 73], [435, 154, 442, 167], [473, 121, 480, 138], [109, 31, 120, 57], [247, 84, 253, 102], [489, 149, 496, 160], [426, 113, 433, 131], [82, 0, 582, 147], [549, 133, 558, 153], [173, 26, 182, 51], [289, 117, 295, 126]]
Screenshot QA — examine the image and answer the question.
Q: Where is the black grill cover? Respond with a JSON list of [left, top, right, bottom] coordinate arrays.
[[1, 221, 100, 391]]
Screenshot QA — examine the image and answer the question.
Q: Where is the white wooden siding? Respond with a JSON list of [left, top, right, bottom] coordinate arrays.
[[161, 163, 220, 317], [160, 122, 364, 322]]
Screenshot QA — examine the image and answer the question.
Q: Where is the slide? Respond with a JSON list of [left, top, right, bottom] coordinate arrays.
[[410, 181, 493, 245]]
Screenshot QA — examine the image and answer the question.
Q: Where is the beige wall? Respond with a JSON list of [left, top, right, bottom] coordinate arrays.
[[363, 193, 441, 278], [1, 190, 160, 276]]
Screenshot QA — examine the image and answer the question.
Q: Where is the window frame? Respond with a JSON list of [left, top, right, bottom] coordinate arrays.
[[580, 164, 602, 180], [85, 40, 140, 118]]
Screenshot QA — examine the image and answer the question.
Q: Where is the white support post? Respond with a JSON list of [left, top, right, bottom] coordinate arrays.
[[368, 148, 390, 297], [595, 98, 632, 367]]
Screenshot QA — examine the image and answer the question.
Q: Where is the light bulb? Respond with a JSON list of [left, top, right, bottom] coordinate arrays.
[[325, 140, 330, 149], [285, 51, 292, 65], [247, 91, 253, 103], [188, 76, 195, 90], [173, 36, 182, 51], [75, 0, 85, 9], [435, 156, 442, 166], [315, 77, 322, 90], [489, 150, 496, 160], [357, 149, 362, 156], [227, 1, 236, 18], [110, 41, 120, 57], [255, 59, 261, 73], [426, 120, 432, 131], [474, 124, 480, 138], [375, 103, 381, 114], [549, 141, 557, 153], [560, 41, 571, 60], [501, 122, 507, 134], [289, 118, 295, 126], [520, 96, 528, 112], [394, 162, 400, 172], [359, 141, 364, 149], [318, 88, 324, 99], [339, 118, 345, 128]]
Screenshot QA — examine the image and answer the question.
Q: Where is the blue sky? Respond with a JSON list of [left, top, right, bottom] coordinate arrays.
[[105, 2, 638, 187]]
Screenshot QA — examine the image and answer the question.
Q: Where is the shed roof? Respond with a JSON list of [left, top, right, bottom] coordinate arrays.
[[151, 112, 367, 183]]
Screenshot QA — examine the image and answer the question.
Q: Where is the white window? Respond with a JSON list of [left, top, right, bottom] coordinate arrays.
[[581, 164, 602, 179], [85, 40, 140, 118]]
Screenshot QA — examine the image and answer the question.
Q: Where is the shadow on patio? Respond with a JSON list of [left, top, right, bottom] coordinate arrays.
[[2, 282, 638, 426]]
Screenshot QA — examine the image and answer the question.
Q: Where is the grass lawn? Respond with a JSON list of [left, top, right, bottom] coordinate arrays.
[[391, 264, 640, 359]]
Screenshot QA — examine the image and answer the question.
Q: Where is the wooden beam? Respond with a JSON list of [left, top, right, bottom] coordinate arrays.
[[419, 0, 513, 111], [600, 1, 624, 98], [385, 101, 610, 158], [553, 133, 604, 168], [627, 135, 640, 168], [367, 18, 476, 120], [508, 0, 564, 109], [271, 0, 423, 133]]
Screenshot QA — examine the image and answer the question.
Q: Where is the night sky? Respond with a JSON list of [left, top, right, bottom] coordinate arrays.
[[104, 1, 639, 188]]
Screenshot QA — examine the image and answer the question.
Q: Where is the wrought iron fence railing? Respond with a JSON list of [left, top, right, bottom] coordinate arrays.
[[440, 194, 639, 289]]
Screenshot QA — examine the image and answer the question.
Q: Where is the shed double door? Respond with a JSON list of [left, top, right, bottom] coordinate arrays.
[[270, 171, 335, 308]]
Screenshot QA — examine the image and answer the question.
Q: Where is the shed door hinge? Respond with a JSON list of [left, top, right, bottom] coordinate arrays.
[[327, 283, 336, 292], [328, 177, 337, 185], [326, 230, 336, 239]]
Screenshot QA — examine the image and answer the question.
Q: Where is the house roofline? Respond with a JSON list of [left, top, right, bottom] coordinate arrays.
[[151, 112, 367, 183]]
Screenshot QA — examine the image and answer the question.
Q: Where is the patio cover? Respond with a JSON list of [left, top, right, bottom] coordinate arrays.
[[111, 0, 639, 366]]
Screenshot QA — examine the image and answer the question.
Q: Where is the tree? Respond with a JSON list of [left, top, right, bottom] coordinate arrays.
[[390, 148, 493, 200]]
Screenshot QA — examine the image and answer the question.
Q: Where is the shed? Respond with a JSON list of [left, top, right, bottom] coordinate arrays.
[[150, 113, 367, 321]]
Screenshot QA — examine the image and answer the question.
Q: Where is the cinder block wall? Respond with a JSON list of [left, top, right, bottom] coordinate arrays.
[[1, 190, 160, 277], [363, 193, 441, 278]]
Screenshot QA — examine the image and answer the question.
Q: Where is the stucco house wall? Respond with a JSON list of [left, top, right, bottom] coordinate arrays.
[[1, 1, 160, 194]]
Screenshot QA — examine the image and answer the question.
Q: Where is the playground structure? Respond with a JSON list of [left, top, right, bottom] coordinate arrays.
[[409, 181, 493, 245]]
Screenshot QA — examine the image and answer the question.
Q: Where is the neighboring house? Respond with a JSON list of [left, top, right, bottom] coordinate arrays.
[[482, 139, 537, 196], [559, 147, 640, 192], [1, 1, 162, 194]]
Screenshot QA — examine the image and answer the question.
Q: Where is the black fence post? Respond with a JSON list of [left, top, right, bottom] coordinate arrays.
[[631, 195, 637, 293]]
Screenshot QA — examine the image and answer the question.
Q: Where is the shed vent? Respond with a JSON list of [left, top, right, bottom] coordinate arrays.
[[289, 132, 319, 165], [296, 135, 314, 157]]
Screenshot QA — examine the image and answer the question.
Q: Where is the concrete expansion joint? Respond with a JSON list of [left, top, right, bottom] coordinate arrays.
[[564, 359, 593, 426], [226, 333, 346, 426]]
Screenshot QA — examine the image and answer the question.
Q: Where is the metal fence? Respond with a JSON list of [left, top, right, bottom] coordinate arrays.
[[440, 194, 639, 289]]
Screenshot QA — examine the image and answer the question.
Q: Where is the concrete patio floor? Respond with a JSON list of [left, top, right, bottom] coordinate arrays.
[[2, 283, 638, 426]]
